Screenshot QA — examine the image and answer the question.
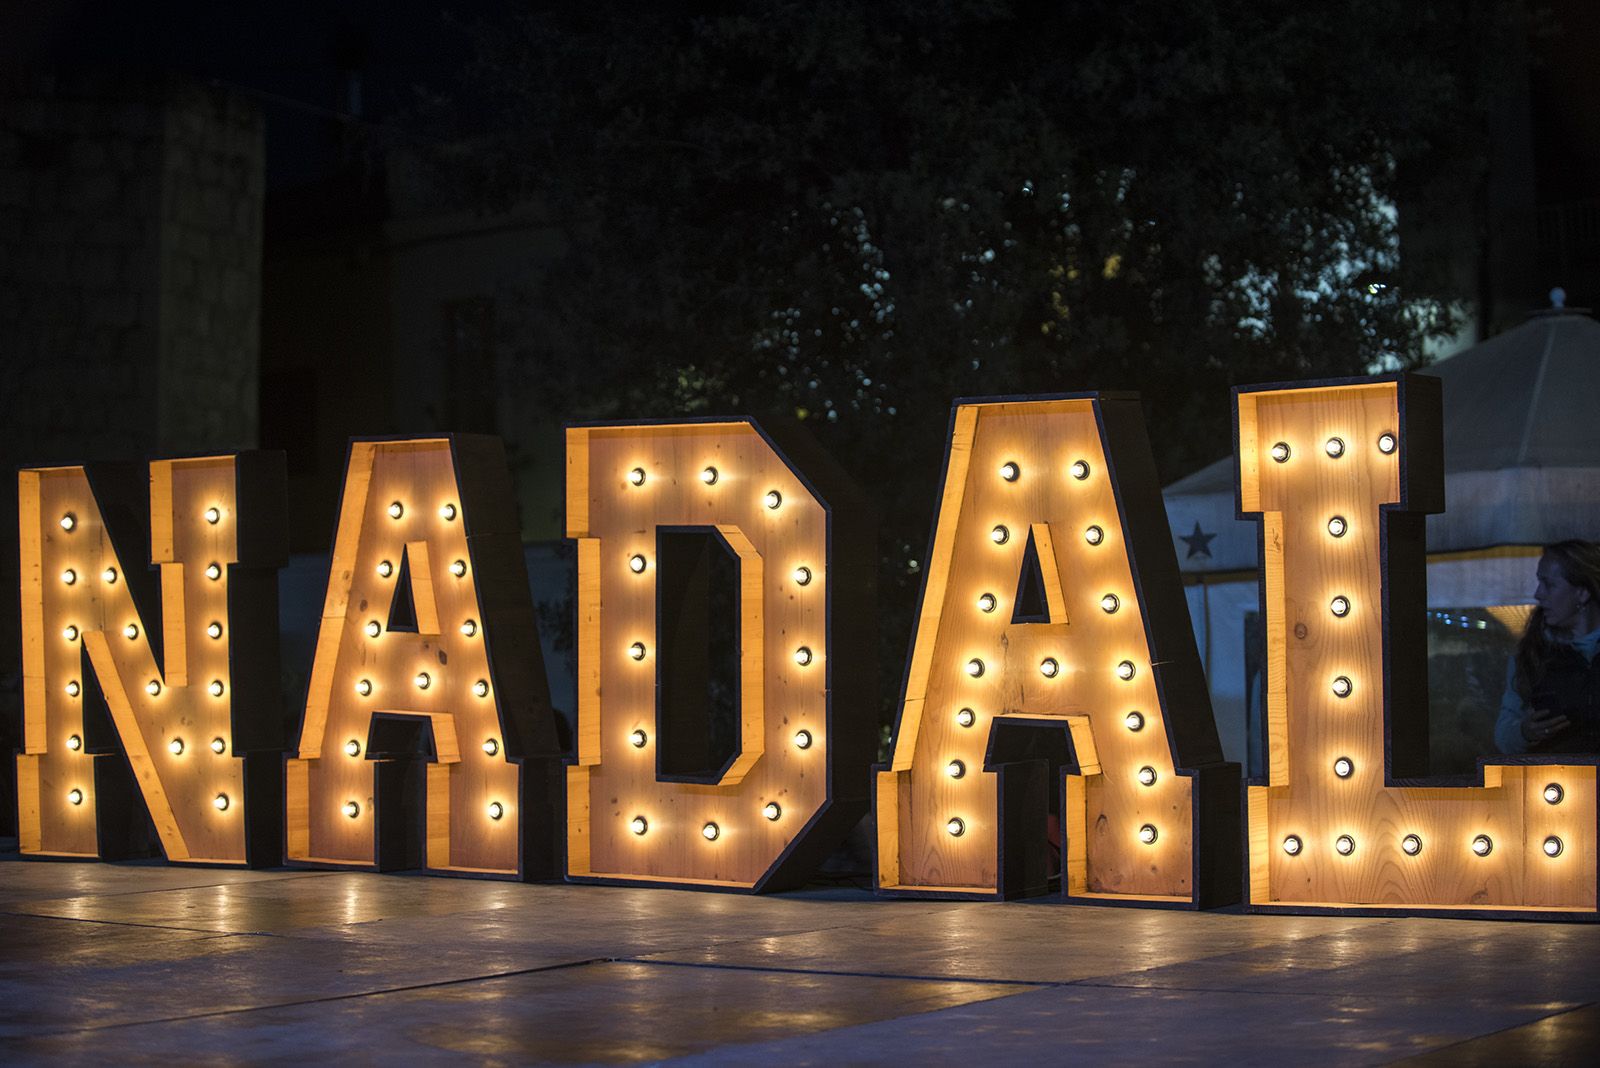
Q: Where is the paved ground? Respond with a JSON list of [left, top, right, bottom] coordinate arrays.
[[2, 856, 1598, 1064]]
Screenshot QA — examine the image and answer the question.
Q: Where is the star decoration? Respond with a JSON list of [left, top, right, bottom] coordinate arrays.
[[1180, 520, 1216, 560]]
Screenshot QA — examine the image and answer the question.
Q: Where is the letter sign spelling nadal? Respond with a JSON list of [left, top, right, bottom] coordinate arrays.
[[877, 396, 1240, 905], [17, 454, 285, 864], [1238, 375, 1595, 915], [287, 437, 562, 878], [565, 420, 874, 890]]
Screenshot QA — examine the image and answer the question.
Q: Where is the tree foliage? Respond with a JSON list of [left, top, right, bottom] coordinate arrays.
[[436, 0, 1520, 722]]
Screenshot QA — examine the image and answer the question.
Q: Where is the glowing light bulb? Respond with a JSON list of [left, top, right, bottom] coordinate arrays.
[[356, 678, 373, 697], [1472, 834, 1493, 857], [207, 621, 223, 639], [1125, 710, 1145, 731], [61, 568, 77, 586], [1327, 515, 1348, 538], [60, 513, 76, 531], [701, 466, 719, 485], [764, 490, 783, 510], [630, 729, 648, 748], [473, 679, 490, 698], [947, 817, 966, 837], [793, 646, 813, 666], [1039, 657, 1059, 678], [365, 620, 381, 638], [210, 737, 227, 754], [1282, 835, 1302, 855], [629, 641, 647, 661], [1084, 525, 1104, 545], [208, 679, 224, 697], [947, 759, 966, 779], [450, 559, 467, 577], [387, 501, 403, 519], [763, 802, 782, 821], [65, 681, 80, 698], [414, 672, 431, 690], [1325, 437, 1346, 458], [966, 658, 985, 678], [1402, 834, 1423, 856], [1335, 834, 1355, 856], [63, 625, 79, 642], [145, 679, 161, 696], [1000, 461, 1020, 482], [1269, 441, 1291, 463], [629, 554, 647, 573], [488, 802, 505, 820], [169, 736, 186, 754], [1377, 432, 1397, 454], [794, 729, 813, 749], [793, 565, 812, 586], [629, 467, 647, 486], [213, 793, 230, 812], [1100, 593, 1120, 614], [1331, 675, 1353, 698], [68, 788, 84, 805], [205, 562, 222, 581], [702, 822, 720, 841], [461, 619, 478, 637], [631, 816, 649, 835], [204, 506, 221, 525], [102, 567, 117, 584], [955, 708, 976, 728], [1330, 596, 1351, 617], [990, 525, 1009, 545], [1138, 824, 1158, 844], [1333, 757, 1353, 779], [1541, 782, 1564, 806], [343, 801, 360, 819], [377, 560, 394, 578], [439, 503, 457, 521], [1137, 766, 1157, 786], [977, 592, 997, 613], [66, 734, 82, 751], [1116, 660, 1136, 681], [1069, 460, 1091, 481], [1544, 836, 1564, 858], [124, 623, 139, 640], [482, 738, 499, 756], [344, 739, 361, 757]]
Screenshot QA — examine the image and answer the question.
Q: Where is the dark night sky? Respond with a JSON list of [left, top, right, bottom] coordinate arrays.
[[3, 0, 489, 189]]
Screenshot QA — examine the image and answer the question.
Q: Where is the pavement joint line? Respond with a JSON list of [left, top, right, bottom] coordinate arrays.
[[1388, 999, 1600, 1061], [0, 909, 293, 938], [0, 956, 615, 1041], [0, 868, 335, 902], [616, 956, 1050, 988], [1056, 976, 1594, 1008]]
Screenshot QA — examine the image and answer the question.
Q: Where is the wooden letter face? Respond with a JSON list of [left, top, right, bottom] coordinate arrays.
[[877, 397, 1238, 905], [17, 455, 284, 864], [1238, 376, 1596, 915], [287, 438, 560, 878], [566, 421, 873, 891]]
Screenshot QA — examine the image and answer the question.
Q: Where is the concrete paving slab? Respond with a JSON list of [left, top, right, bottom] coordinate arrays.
[[0, 859, 306, 907], [1, 959, 1032, 1064], [674, 982, 1582, 1067]]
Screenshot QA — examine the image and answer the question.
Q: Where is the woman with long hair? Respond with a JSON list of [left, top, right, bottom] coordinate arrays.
[[1495, 539, 1600, 753]]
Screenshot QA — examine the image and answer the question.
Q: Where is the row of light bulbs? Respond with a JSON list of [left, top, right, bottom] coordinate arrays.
[[335, 798, 506, 821], [361, 617, 479, 639], [623, 553, 815, 588], [65, 733, 228, 755], [992, 458, 1095, 483], [374, 557, 470, 579], [351, 674, 492, 698], [625, 465, 790, 512], [989, 523, 1105, 547], [627, 803, 785, 839], [65, 786, 230, 810], [1268, 433, 1397, 464], [1283, 831, 1566, 859], [938, 815, 1162, 844], [58, 505, 230, 533], [960, 655, 1140, 681], [622, 726, 814, 751], [383, 501, 459, 522], [336, 736, 504, 759], [624, 639, 819, 668]]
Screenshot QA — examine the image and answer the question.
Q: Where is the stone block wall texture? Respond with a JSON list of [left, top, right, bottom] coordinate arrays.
[[0, 72, 264, 836]]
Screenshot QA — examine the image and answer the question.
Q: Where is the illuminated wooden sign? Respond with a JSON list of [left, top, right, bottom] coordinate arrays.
[[1238, 375, 1596, 916], [17, 454, 285, 865], [877, 397, 1240, 905], [564, 420, 874, 890], [286, 437, 563, 879]]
